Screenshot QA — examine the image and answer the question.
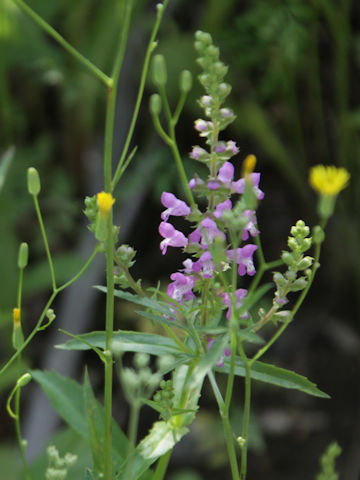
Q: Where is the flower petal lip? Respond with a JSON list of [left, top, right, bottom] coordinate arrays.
[[309, 165, 350, 196]]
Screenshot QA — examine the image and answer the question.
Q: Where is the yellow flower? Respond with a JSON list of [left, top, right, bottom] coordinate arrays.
[[242, 154, 257, 176], [97, 191, 115, 217], [309, 165, 350, 196]]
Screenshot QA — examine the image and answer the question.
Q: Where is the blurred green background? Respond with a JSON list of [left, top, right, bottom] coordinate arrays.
[[1, 0, 359, 479]]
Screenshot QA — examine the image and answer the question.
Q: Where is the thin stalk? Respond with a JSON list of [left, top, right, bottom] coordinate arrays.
[[153, 448, 173, 480], [104, 213, 115, 480], [124, 403, 140, 479], [238, 343, 251, 480], [12, 0, 111, 87], [14, 357, 31, 480], [57, 245, 100, 292], [111, 0, 170, 190], [33, 196, 56, 291]]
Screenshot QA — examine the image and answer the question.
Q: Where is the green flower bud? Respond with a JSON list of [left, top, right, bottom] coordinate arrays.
[[179, 70, 192, 93], [290, 277, 308, 292], [149, 93, 162, 115], [281, 251, 294, 266], [134, 352, 150, 370], [27, 167, 41, 196], [17, 372, 32, 388], [206, 45, 219, 59], [273, 272, 287, 287], [313, 225, 325, 244], [195, 30, 212, 45], [297, 256, 313, 270], [17, 242, 29, 269], [152, 54, 167, 87]]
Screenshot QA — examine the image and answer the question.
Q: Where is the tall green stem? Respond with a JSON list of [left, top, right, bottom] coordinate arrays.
[[12, 0, 111, 87], [238, 344, 251, 480]]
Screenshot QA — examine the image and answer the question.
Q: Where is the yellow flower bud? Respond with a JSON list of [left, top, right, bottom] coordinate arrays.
[[13, 308, 21, 326], [97, 191, 115, 217], [242, 154, 257, 177]]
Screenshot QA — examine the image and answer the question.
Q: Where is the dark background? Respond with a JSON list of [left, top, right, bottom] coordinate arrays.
[[0, 0, 359, 478]]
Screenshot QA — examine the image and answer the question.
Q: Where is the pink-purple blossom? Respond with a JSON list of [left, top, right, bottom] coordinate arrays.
[[232, 172, 264, 200], [214, 199, 232, 218], [207, 338, 231, 368], [242, 210, 259, 240], [167, 272, 195, 303], [161, 192, 191, 221], [228, 244, 258, 276], [159, 222, 188, 255], [200, 217, 225, 247]]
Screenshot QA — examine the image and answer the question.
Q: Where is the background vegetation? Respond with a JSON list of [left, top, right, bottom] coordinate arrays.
[[0, 0, 359, 478]]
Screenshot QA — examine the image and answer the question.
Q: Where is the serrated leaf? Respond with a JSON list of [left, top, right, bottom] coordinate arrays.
[[220, 358, 330, 398], [56, 330, 186, 357], [138, 420, 188, 460]]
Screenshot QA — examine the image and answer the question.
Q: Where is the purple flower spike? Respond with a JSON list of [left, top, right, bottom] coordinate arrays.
[[228, 244, 258, 276], [167, 272, 195, 302], [214, 199, 232, 218], [218, 162, 234, 183], [200, 217, 225, 247], [159, 222, 188, 255], [161, 192, 191, 221], [221, 288, 249, 320]]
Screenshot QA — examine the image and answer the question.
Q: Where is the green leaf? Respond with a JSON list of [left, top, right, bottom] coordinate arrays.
[[96, 287, 173, 315], [56, 330, 186, 357], [83, 370, 106, 475], [137, 420, 188, 460], [0, 146, 14, 193], [220, 358, 330, 398], [31, 370, 88, 437]]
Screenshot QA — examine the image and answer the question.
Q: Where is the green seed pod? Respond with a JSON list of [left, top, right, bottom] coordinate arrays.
[[297, 256, 313, 270], [152, 54, 167, 87], [149, 93, 162, 115], [27, 167, 41, 196], [17, 242, 29, 269], [179, 70, 193, 93]]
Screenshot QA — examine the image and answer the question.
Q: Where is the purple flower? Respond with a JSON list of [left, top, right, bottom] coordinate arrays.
[[218, 162, 234, 183], [188, 227, 201, 244], [159, 222, 188, 255], [161, 192, 191, 221], [221, 289, 249, 320], [200, 217, 225, 247], [241, 210, 259, 240], [226, 141, 239, 155], [199, 251, 215, 278], [167, 272, 195, 302], [214, 199, 232, 218], [207, 181, 220, 190], [190, 146, 208, 161], [232, 173, 264, 200], [189, 176, 204, 190], [214, 142, 227, 153], [228, 244, 258, 276]]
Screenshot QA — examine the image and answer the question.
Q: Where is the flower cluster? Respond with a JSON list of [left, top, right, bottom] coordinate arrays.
[[158, 31, 264, 338]]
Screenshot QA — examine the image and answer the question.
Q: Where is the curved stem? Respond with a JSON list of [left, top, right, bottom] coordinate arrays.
[[12, 0, 111, 87]]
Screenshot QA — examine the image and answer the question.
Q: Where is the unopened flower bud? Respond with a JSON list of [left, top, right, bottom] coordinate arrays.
[[149, 93, 162, 115], [312, 225, 325, 244], [297, 256, 313, 270], [195, 30, 212, 46], [27, 167, 41, 195], [242, 154, 257, 176], [290, 277, 308, 292], [179, 70, 192, 93], [12, 308, 24, 350], [17, 242, 29, 269], [17, 373, 32, 388], [152, 54, 167, 87], [134, 352, 150, 370], [281, 251, 294, 266]]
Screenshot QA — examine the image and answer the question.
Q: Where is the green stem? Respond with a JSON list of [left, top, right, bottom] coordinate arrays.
[[0, 246, 99, 376], [33, 195, 56, 291], [124, 404, 141, 479], [104, 214, 115, 480], [14, 357, 31, 480], [12, 0, 111, 87], [153, 448, 173, 480], [111, 0, 170, 190], [238, 344, 251, 480], [17, 268, 24, 310]]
